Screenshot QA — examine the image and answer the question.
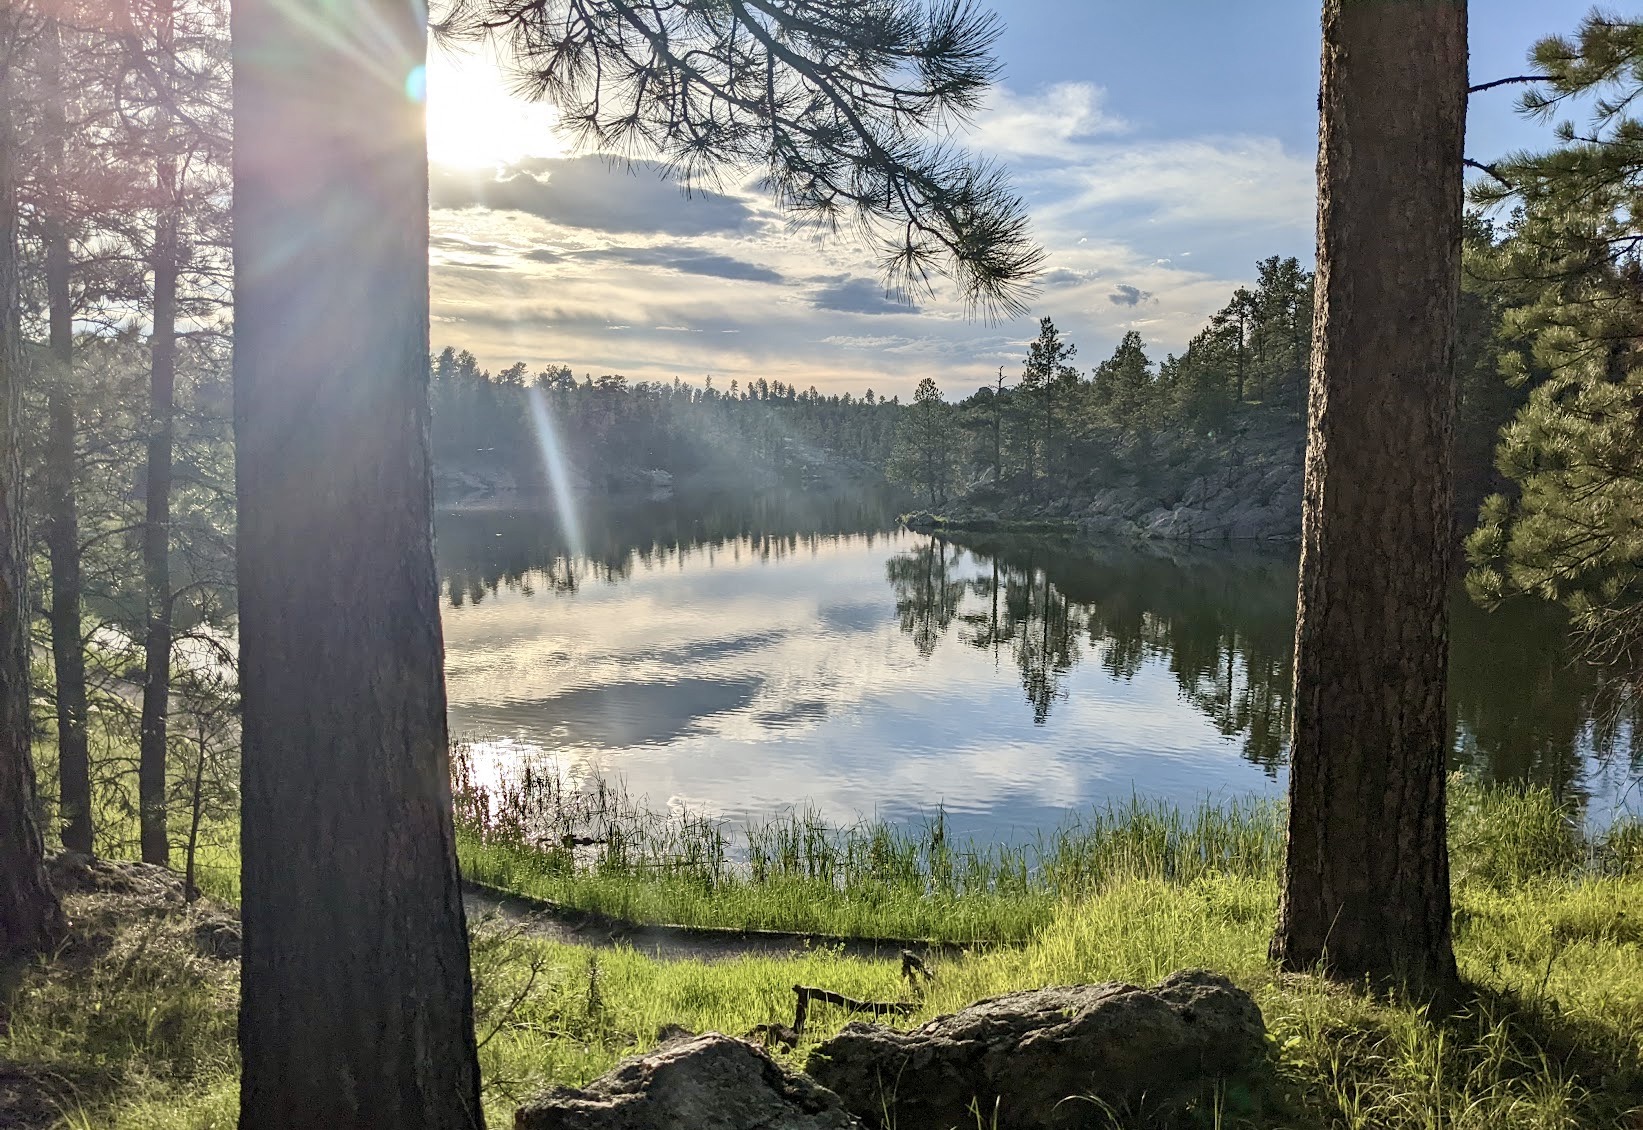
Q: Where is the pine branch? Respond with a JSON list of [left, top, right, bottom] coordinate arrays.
[[1468, 74, 1550, 94], [1464, 157, 1515, 189]]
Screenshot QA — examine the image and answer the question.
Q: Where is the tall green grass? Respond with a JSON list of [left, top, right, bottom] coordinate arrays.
[[455, 749, 1640, 946], [9, 775, 1642, 1129]]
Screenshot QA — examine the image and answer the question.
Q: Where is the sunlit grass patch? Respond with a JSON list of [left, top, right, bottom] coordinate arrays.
[[463, 867, 1643, 1129], [11, 758, 1643, 1129]]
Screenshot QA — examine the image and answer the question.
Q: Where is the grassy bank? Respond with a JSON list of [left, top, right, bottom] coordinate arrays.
[[452, 756, 1640, 942], [4, 781, 1641, 1128], [454, 792, 1287, 944]]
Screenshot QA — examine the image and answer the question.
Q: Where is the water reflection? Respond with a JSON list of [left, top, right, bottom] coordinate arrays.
[[886, 535, 1295, 769], [435, 495, 1641, 835], [887, 532, 1641, 799], [439, 489, 900, 604]]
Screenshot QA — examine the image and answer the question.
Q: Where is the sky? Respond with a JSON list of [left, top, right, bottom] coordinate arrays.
[[424, 1, 1599, 399]]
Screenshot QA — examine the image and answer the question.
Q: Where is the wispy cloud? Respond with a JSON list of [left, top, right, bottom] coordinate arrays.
[[431, 155, 758, 237], [811, 278, 922, 316], [968, 82, 1129, 161], [425, 77, 1315, 395]]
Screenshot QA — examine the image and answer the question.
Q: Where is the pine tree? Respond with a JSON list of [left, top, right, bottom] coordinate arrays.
[[1272, 0, 1466, 995], [1466, 15, 1643, 669], [1016, 316, 1077, 490], [892, 377, 953, 505], [1092, 330, 1153, 437], [0, 2, 65, 957]]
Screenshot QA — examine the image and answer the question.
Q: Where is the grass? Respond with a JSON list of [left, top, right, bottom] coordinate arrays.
[[452, 747, 1287, 943], [4, 781, 1641, 1128]]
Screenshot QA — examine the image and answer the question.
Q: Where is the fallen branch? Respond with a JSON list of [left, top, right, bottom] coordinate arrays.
[[793, 984, 915, 1036]]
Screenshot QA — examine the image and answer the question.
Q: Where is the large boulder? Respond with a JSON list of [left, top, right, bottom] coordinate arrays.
[[806, 969, 1266, 1130], [515, 1033, 863, 1130]]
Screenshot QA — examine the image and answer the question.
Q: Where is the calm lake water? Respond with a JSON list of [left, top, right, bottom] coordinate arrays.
[[436, 493, 1642, 841]]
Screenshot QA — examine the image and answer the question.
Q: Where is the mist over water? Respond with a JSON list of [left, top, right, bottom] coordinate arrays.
[[436, 492, 1642, 842]]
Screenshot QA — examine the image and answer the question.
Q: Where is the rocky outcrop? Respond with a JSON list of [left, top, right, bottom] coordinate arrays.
[[46, 852, 240, 960], [805, 970, 1266, 1130], [434, 463, 527, 510], [917, 408, 1305, 543], [48, 852, 187, 906], [515, 1032, 863, 1130]]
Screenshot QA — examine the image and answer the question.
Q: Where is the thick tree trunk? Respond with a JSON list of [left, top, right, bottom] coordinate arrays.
[[41, 19, 91, 856], [232, 0, 483, 1125], [139, 197, 178, 867], [0, 30, 66, 957], [1272, 0, 1466, 995]]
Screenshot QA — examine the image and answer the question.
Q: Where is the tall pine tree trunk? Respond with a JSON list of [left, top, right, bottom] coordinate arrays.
[[41, 18, 91, 856], [1272, 0, 1466, 995], [232, 0, 483, 1123], [138, 0, 178, 867], [0, 23, 65, 956], [139, 193, 178, 867]]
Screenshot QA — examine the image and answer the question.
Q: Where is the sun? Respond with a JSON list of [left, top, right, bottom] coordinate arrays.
[[424, 45, 566, 170]]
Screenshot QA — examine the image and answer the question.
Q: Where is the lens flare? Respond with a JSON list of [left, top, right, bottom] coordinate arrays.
[[404, 63, 427, 103], [528, 386, 586, 563]]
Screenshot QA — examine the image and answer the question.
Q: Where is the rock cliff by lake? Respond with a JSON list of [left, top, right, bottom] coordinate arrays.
[[910, 407, 1305, 543]]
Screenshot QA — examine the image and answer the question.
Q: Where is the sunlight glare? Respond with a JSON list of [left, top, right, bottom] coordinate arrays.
[[424, 45, 565, 169], [528, 386, 587, 564]]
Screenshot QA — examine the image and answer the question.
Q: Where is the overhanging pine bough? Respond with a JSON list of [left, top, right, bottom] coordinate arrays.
[[448, 0, 1044, 317]]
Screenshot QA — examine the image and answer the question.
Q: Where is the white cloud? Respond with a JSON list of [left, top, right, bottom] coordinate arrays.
[[969, 82, 1129, 161], [423, 63, 1316, 397], [1036, 135, 1313, 231]]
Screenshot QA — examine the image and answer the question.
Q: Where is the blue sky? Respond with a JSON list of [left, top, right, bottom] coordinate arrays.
[[425, 1, 1600, 398]]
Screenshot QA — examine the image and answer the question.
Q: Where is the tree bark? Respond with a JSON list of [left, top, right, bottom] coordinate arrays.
[[1272, 0, 1466, 995], [41, 18, 92, 856], [139, 0, 180, 867], [0, 19, 66, 957], [232, 0, 483, 1125], [140, 193, 178, 867]]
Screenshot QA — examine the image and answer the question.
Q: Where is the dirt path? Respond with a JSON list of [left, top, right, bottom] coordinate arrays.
[[461, 881, 988, 964]]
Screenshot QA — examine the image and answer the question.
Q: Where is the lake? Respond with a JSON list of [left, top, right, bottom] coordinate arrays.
[[436, 492, 1642, 842]]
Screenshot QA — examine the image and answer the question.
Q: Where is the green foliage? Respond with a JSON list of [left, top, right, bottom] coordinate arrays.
[[1448, 781, 1583, 891], [431, 345, 903, 492], [888, 376, 956, 505], [1, 891, 240, 1129], [455, 751, 1632, 955], [1467, 14, 1643, 668]]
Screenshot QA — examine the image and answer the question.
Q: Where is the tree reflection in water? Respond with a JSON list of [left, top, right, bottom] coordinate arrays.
[[437, 495, 1639, 807], [887, 533, 1641, 796]]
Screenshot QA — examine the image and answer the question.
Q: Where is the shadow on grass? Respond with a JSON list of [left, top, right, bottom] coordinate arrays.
[[1268, 975, 1643, 1130]]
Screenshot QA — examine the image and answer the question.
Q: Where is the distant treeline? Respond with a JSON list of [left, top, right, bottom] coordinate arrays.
[[431, 348, 903, 492], [884, 239, 1519, 536], [433, 242, 1516, 532]]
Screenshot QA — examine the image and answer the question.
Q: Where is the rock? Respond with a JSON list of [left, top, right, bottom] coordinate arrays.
[[515, 1032, 864, 1130], [192, 915, 242, 960], [806, 970, 1266, 1130]]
